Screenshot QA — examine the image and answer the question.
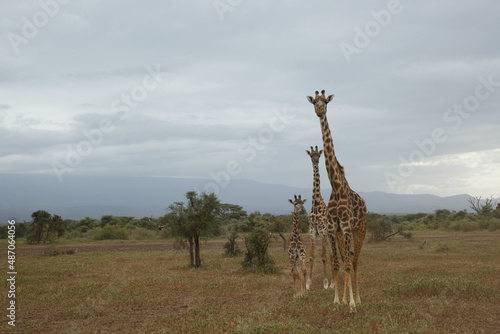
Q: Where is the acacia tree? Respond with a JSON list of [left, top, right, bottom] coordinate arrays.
[[468, 195, 496, 216], [165, 191, 221, 268], [27, 210, 65, 244]]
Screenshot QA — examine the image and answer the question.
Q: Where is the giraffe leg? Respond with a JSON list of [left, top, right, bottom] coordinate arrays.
[[352, 228, 366, 304], [293, 266, 300, 298], [328, 233, 341, 304], [290, 257, 298, 298], [334, 231, 347, 304], [341, 230, 356, 313], [307, 233, 316, 290], [321, 237, 329, 290], [301, 258, 308, 296]]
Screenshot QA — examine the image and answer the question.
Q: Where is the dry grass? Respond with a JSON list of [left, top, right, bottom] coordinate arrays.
[[1, 231, 500, 333]]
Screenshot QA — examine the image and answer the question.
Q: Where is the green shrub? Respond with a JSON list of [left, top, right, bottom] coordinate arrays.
[[93, 225, 129, 241], [448, 219, 480, 232], [223, 231, 241, 257], [433, 241, 459, 253], [399, 230, 413, 240], [367, 216, 392, 241], [242, 228, 278, 273], [128, 228, 159, 240], [42, 248, 76, 256], [488, 218, 500, 231]]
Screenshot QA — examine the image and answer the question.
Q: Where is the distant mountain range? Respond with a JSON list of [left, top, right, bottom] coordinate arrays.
[[0, 174, 496, 222]]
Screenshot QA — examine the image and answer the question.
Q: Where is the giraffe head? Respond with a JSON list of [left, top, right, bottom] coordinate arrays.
[[288, 194, 307, 211], [306, 90, 334, 118], [306, 145, 323, 165]]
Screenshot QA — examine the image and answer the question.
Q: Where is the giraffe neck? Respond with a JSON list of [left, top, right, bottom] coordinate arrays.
[[311, 162, 323, 208], [292, 208, 300, 233], [319, 114, 346, 194]]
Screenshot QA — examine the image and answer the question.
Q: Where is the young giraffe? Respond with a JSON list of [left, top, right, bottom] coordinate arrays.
[[287, 195, 308, 298], [305, 146, 338, 291], [307, 90, 367, 313]]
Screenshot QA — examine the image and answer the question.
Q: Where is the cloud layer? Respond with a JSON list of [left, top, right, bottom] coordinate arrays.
[[1, 0, 499, 197]]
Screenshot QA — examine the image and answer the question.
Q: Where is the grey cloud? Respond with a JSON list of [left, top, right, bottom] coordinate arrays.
[[1, 0, 499, 197]]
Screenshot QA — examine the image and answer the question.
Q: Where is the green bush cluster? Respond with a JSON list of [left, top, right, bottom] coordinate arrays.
[[93, 225, 129, 241], [4, 195, 499, 247], [369, 205, 500, 236], [241, 228, 279, 274]]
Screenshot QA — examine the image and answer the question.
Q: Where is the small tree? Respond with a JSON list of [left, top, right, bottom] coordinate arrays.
[[468, 196, 497, 229], [367, 213, 398, 241], [165, 191, 221, 268], [269, 215, 288, 251], [468, 196, 496, 215], [77, 217, 99, 233], [223, 231, 241, 257], [27, 210, 65, 244], [100, 215, 113, 227], [242, 227, 278, 273], [219, 203, 247, 222]]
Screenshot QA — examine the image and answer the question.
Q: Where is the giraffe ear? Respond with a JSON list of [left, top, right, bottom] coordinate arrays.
[[305, 150, 311, 156], [306, 96, 315, 104], [302, 199, 307, 204], [288, 199, 294, 204], [319, 149, 324, 155], [326, 94, 334, 103]]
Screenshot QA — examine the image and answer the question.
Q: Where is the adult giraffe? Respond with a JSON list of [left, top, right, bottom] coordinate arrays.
[[307, 90, 367, 313]]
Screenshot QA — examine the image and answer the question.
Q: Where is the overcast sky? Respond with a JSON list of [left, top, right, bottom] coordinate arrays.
[[1, 0, 499, 198]]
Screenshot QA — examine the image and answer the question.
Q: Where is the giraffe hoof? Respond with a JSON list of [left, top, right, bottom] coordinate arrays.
[[323, 278, 329, 290], [349, 301, 357, 314]]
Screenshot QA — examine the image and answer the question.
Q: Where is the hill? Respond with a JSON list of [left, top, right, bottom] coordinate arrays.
[[0, 174, 494, 222]]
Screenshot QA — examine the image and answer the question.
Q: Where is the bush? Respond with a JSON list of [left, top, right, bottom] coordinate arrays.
[[367, 216, 392, 241], [93, 226, 129, 241], [242, 228, 278, 273], [433, 241, 459, 253], [26, 210, 66, 244], [42, 248, 76, 256], [448, 219, 480, 232], [128, 228, 160, 240], [223, 231, 241, 257], [399, 230, 413, 240], [488, 218, 500, 231]]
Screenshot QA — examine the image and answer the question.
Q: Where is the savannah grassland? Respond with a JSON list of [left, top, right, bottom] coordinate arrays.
[[2, 231, 500, 333]]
